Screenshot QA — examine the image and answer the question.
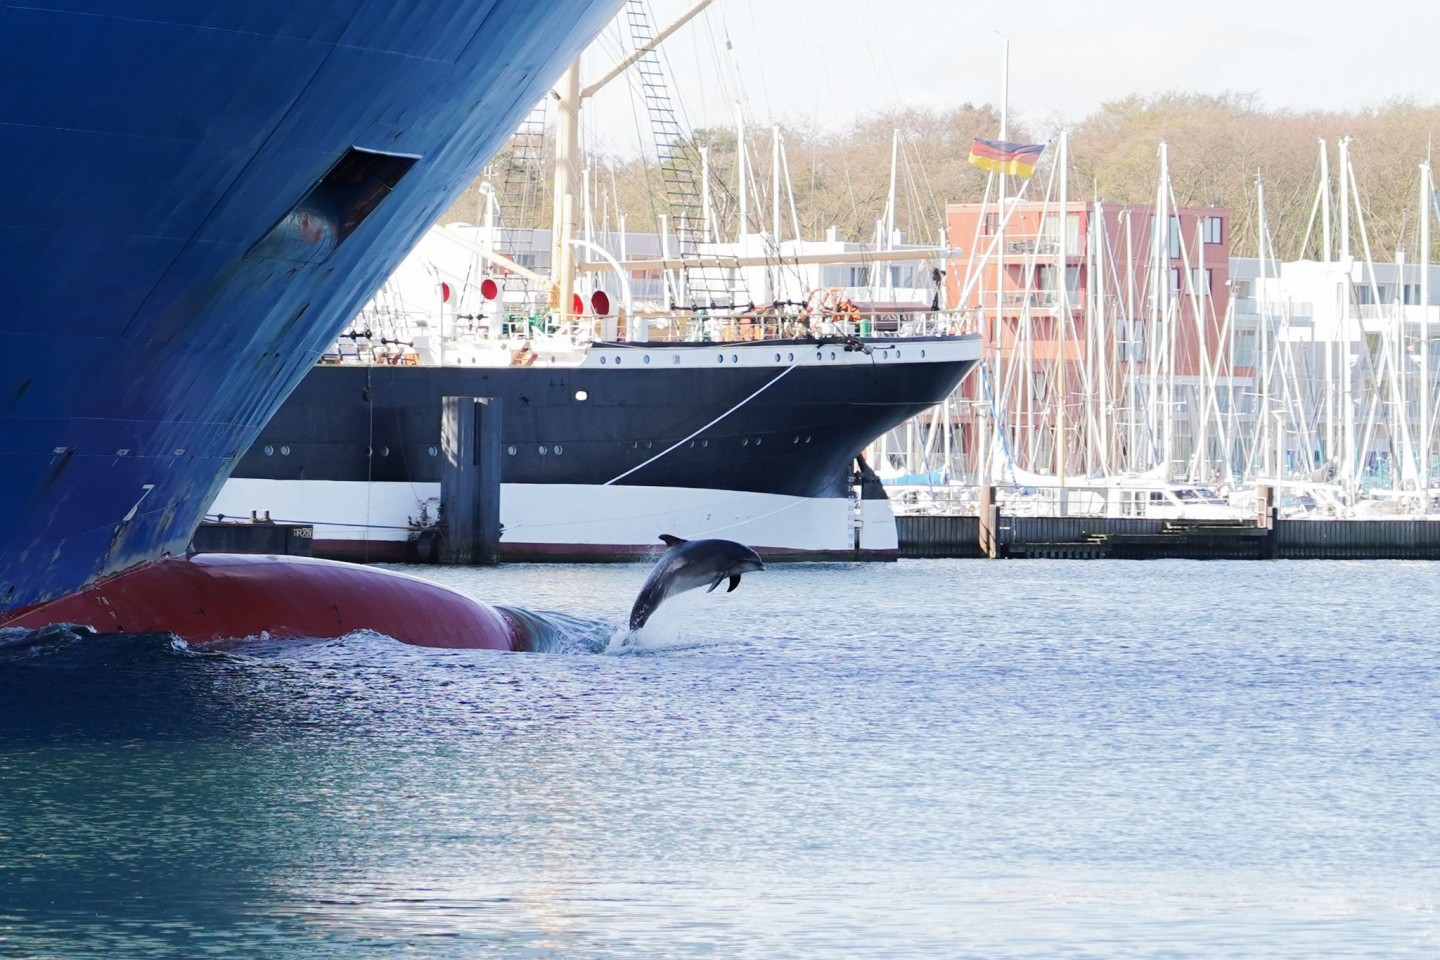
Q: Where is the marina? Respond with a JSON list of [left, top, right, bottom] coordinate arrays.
[[897, 511, 1440, 560], [3, 0, 1440, 956]]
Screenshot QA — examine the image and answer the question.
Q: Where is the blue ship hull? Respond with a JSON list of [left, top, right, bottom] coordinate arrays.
[[0, 0, 619, 614]]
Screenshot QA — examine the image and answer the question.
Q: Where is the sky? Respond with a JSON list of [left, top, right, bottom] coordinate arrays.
[[575, 0, 1440, 156]]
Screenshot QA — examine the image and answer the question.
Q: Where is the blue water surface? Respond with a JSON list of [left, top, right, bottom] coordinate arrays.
[[1, 559, 1437, 958]]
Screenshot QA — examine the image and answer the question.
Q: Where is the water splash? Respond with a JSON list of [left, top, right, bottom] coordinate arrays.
[[603, 599, 736, 656]]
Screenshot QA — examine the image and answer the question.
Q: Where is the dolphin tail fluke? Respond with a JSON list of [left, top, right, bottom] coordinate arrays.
[[659, 534, 688, 548]]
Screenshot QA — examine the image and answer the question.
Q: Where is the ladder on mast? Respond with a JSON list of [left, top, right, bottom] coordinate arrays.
[[625, 0, 736, 310], [491, 99, 551, 304]]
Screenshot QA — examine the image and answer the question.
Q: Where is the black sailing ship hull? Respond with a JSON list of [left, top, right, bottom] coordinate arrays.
[[216, 336, 981, 561]]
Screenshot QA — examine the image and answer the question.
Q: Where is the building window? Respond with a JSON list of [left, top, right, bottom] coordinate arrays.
[[1404, 282, 1422, 305], [1117, 321, 1145, 363], [1150, 215, 1182, 257], [982, 212, 1000, 236], [1189, 267, 1203, 292], [1375, 284, 1391, 303], [1169, 267, 1181, 294], [1235, 329, 1257, 366], [1203, 216, 1223, 244], [1355, 284, 1374, 305]]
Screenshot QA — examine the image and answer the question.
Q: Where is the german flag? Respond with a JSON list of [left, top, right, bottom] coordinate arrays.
[[968, 138, 1045, 177]]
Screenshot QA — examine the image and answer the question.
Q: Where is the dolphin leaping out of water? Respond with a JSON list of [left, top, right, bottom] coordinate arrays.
[[628, 534, 765, 630]]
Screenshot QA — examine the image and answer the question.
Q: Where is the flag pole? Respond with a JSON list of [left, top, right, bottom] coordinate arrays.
[[987, 34, 1010, 486]]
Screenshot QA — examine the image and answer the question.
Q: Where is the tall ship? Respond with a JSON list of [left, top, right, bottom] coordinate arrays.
[[211, 2, 982, 562], [0, 0, 624, 629], [214, 325, 979, 563]]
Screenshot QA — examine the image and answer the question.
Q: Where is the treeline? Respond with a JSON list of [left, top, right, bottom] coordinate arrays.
[[440, 94, 1440, 261]]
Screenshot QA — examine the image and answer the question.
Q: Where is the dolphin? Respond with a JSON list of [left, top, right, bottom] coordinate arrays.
[[628, 534, 765, 630]]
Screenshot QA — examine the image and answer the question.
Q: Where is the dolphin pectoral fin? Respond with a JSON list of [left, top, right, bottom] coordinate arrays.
[[659, 534, 688, 548], [726, 574, 741, 593], [706, 577, 722, 593]]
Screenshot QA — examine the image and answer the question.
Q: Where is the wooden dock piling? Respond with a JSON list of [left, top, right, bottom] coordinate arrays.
[[978, 485, 999, 558]]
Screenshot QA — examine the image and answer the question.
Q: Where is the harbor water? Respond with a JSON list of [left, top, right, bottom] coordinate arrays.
[[2, 559, 1437, 957]]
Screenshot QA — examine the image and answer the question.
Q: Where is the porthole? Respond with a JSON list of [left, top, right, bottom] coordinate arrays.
[[575, 390, 588, 401], [830, 351, 836, 360], [427, 445, 439, 457], [701, 439, 709, 448], [688, 440, 696, 449], [921, 349, 927, 358], [731, 354, 738, 363], [755, 437, 762, 446], [644, 355, 651, 364], [507, 445, 518, 456], [615, 357, 622, 365], [263, 444, 274, 456], [788, 352, 795, 362], [645, 440, 653, 450], [774, 353, 781, 362], [805, 436, 812, 443], [742, 438, 749, 447], [539, 445, 548, 456], [600, 356, 608, 364], [717, 353, 725, 363], [673, 354, 681, 365], [883, 350, 890, 360], [896, 349, 902, 358], [378, 446, 389, 457], [280, 444, 291, 456], [792, 436, 799, 444], [554, 444, 564, 456]]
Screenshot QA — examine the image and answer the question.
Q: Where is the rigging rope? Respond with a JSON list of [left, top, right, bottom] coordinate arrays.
[[603, 363, 797, 486]]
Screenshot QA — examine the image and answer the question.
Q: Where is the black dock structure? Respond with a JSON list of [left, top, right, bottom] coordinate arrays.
[[897, 486, 1440, 560]]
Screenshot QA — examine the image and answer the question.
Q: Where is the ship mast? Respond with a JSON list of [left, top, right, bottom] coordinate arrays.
[[550, 0, 717, 335]]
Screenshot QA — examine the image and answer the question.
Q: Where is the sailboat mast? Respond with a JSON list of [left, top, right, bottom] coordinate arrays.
[[735, 104, 749, 240], [1151, 142, 1171, 476], [1421, 159, 1432, 500], [1320, 140, 1335, 462], [885, 129, 899, 247], [551, 62, 581, 331], [1339, 137, 1355, 487], [771, 125, 782, 240], [1055, 130, 1068, 487]]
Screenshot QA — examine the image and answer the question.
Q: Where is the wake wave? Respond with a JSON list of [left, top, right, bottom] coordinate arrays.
[[0, 604, 733, 664]]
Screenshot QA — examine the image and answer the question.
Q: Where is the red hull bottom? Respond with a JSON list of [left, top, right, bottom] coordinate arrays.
[[0, 554, 523, 651]]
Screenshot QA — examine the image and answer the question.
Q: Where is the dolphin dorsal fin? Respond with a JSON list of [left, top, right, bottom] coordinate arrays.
[[658, 534, 688, 548]]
